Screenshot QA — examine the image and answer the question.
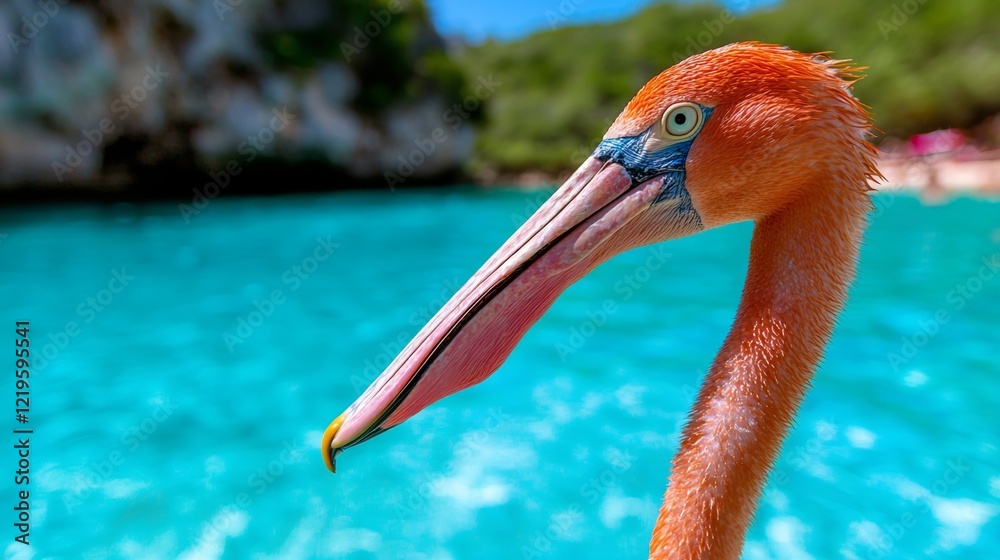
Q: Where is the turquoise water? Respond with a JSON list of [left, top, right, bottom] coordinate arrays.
[[2, 190, 998, 559]]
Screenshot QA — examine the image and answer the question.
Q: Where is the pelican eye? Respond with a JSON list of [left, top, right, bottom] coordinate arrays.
[[661, 103, 702, 139]]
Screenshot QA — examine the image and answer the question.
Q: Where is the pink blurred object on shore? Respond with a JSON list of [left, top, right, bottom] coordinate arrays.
[[907, 128, 966, 156]]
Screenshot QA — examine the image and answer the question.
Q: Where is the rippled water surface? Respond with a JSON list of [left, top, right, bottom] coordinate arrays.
[[3, 190, 998, 559]]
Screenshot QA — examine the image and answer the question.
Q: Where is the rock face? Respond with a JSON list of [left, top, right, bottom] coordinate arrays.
[[0, 0, 474, 195]]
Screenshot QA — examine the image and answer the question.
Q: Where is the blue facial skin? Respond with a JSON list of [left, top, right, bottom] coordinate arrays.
[[591, 105, 713, 219]]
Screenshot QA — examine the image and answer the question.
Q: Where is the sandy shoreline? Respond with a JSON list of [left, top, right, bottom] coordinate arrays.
[[875, 151, 1000, 194]]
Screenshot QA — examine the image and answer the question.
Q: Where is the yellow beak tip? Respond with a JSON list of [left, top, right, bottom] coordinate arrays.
[[321, 414, 346, 473]]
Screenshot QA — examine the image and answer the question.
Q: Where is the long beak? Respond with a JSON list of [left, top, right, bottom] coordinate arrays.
[[322, 158, 694, 472]]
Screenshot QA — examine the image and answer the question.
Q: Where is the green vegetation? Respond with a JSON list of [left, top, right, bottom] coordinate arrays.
[[457, 0, 1000, 174], [259, 0, 470, 115]]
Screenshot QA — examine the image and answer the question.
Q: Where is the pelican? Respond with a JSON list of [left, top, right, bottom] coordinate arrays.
[[322, 42, 880, 559]]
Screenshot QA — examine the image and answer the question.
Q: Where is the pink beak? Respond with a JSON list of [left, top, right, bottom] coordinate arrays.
[[322, 158, 694, 472]]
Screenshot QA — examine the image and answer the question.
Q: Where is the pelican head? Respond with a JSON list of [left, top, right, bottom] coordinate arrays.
[[322, 42, 876, 471]]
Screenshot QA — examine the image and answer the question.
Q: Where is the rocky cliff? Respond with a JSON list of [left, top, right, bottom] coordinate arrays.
[[0, 0, 474, 197]]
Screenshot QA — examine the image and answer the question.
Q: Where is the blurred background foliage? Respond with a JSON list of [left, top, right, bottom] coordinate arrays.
[[258, 1, 466, 115], [458, 0, 1000, 175]]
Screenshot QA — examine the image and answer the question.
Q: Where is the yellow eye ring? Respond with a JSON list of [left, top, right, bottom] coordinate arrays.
[[661, 103, 702, 139]]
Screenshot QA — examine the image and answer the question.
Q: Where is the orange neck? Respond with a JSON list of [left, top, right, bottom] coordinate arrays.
[[648, 186, 869, 559]]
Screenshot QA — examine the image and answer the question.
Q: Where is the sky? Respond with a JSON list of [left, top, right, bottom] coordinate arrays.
[[426, 0, 779, 43]]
